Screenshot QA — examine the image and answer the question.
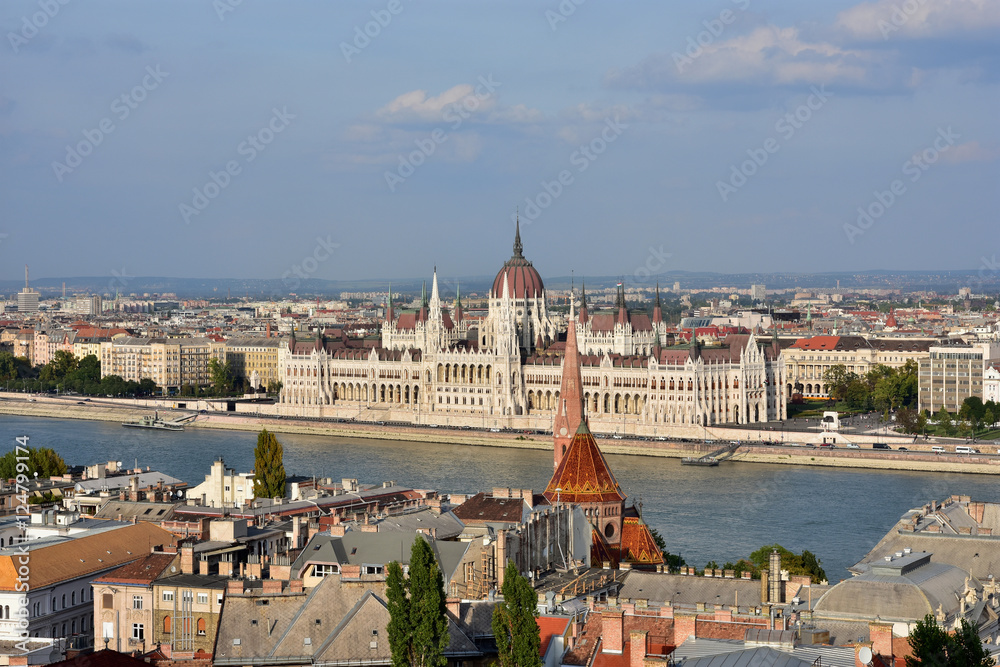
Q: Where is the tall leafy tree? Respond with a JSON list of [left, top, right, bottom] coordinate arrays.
[[386, 537, 449, 667], [906, 615, 991, 667], [252, 429, 286, 499], [0, 446, 67, 480], [386, 561, 411, 667], [208, 358, 235, 396], [492, 561, 541, 667]]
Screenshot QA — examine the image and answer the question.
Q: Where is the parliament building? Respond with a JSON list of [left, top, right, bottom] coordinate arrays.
[[277, 223, 787, 435]]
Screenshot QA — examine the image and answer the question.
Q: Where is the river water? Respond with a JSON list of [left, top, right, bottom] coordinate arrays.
[[3, 414, 997, 581]]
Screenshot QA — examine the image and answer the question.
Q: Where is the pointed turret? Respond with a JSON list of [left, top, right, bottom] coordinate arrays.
[[578, 281, 589, 324], [513, 215, 523, 258], [652, 282, 663, 324], [430, 267, 440, 307], [689, 328, 700, 361], [552, 320, 585, 470], [385, 284, 394, 323], [653, 329, 662, 359], [616, 282, 628, 326], [453, 283, 463, 324]]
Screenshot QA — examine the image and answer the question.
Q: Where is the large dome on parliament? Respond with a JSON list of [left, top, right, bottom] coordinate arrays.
[[491, 220, 544, 299]]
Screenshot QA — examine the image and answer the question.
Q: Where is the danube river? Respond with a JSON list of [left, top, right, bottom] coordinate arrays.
[[4, 414, 997, 581]]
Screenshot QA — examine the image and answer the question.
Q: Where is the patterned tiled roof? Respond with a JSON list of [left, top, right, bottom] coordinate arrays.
[[543, 422, 625, 504]]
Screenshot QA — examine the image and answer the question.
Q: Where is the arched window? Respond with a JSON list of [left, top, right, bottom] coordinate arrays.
[[197, 618, 206, 635]]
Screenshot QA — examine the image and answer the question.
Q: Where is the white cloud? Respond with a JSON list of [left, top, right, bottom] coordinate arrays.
[[836, 0, 1000, 40], [606, 25, 887, 89], [939, 141, 1000, 164], [376, 84, 495, 122]]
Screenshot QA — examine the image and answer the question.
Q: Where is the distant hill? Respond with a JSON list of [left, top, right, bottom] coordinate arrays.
[[1, 269, 996, 300]]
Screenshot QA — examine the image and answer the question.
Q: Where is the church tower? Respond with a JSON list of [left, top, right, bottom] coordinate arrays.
[[553, 320, 584, 469]]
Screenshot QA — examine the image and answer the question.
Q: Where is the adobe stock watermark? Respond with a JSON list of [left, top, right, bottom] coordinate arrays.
[[632, 245, 673, 285], [7, 0, 71, 54], [340, 0, 407, 63], [876, 0, 929, 40], [844, 126, 959, 245], [512, 115, 629, 227], [716, 85, 832, 202], [282, 236, 341, 291], [673, 0, 751, 73], [545, 0, 586, 31], [213, 0, 244, 21], [107, 265, 132, 295], [384, 75, 501, 192], [178, 107, 295, 224], [51, 65, 169, 182]]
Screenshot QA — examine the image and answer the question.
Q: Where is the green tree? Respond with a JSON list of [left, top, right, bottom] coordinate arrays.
[[493, 561, 541, 667], [208, 358, 235, 396], [386, 561, 411, 667], [252, 429, 286, 499], [822, 365, 855, 402], [896, 408, 919, 434], [0, 446, 68, 480], [0, 351, 17, 382], [748, 544, 826, 584], [906, 614, 991, 667], [935, 407, 954, 436], [386, 537, 449, 667]]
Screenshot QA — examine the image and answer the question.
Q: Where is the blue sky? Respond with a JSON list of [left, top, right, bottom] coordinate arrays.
[[2, 0, 998, 286]]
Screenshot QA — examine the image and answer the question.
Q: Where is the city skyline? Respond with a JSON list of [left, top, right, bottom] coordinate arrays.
[[2, 0, 998, 283]]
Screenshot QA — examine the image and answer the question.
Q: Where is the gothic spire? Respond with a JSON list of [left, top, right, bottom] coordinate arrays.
[[513, 215, 523, 258]]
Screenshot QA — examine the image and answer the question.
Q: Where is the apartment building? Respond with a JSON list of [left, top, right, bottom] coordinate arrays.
[[224, 338, 282, 390], [918, 342, 1000, 412], [100, 337, 225, 393]]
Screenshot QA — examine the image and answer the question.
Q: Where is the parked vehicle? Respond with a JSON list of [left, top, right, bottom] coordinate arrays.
[[932, 446, 945, 453]]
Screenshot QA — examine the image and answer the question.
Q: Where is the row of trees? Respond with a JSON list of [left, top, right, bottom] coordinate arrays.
[[0, 350, 159, 397], [822, 361, 918, 412], [895, 397, 1000, 436], [386, 537, 542, 667]]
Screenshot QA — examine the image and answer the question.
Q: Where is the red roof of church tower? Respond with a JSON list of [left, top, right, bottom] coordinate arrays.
[[552, 320, 585, 469], [544, 421, 626, 504]]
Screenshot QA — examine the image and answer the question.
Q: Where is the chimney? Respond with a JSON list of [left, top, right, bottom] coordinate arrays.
[[768, 550, 783, 603], [445, 598, 461, 619], [855, 643, 875, 667], [869, 622, 893, 659], [180, 544, 195, 575], [199, 558, 210, 575], [226, 580, 243, 595], [288, 579, 303, 593], [262, 579, 282, 595], [629, 630, 648, 667], [601, 610, 624, 654], [308, 521, 320, 541], [673, 612, 697, 646], [292, 516, 301, 549]]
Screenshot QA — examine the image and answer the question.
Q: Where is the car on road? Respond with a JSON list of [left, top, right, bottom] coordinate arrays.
[[76, 401, 86, 405], [844, 443, 860, 449], [872, 443, 891, 450], [898, 446, 908, 451]]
